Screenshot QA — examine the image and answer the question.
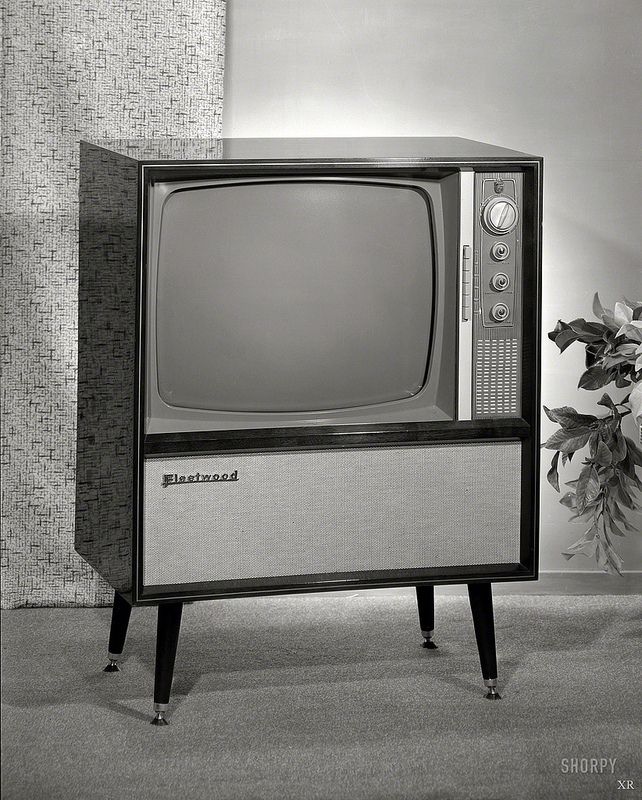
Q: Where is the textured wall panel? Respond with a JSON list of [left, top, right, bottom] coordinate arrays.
[[143, 443, 522, 586], [1, 0, 226, 608]]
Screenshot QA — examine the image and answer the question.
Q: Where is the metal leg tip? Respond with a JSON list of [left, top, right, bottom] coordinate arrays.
[[151, 711, 169, 726], [484, 686, 502, 700], [103, 659, 120, 672], [421, 638, 438, 649]]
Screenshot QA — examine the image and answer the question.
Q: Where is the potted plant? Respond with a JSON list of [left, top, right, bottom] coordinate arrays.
[[545, 294, 642, 574]]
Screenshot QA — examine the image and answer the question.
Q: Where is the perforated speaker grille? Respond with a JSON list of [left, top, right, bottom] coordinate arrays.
[[142, 443, 522, 586], [474, 337, 520, 417]]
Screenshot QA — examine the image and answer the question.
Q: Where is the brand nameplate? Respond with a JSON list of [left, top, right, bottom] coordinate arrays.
[[162, 470, 238, 488]]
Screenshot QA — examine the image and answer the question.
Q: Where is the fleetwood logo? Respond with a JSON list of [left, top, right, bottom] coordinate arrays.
[[162, 470, 238, 488]]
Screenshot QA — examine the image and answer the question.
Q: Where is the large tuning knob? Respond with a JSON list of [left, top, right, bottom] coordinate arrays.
[[482, 197, 518, 235]]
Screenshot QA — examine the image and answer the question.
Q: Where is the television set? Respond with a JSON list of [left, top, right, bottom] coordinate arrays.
[[75, 137, 542, 723]]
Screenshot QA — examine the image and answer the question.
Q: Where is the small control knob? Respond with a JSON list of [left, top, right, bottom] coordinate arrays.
[[491, 242, 510, 261], [490, 302, 510, 322], [482, 197, 519, 235], [490, 272, 510, 292]]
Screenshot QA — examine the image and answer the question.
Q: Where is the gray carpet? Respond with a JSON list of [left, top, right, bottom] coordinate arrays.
[[1, 592, 641, 800]]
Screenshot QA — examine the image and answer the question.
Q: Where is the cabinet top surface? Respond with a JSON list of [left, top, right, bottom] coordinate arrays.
[[82, 137, 541, 163]]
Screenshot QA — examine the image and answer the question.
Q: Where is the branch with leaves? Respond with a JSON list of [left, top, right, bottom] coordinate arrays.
[[545, 294, 642, 575]]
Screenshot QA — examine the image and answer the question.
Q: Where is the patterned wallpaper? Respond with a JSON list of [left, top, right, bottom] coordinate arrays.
[[1, 0, 226, 608]]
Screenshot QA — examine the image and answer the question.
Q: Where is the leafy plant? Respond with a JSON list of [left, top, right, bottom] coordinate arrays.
[[545, 294, 642, 574]]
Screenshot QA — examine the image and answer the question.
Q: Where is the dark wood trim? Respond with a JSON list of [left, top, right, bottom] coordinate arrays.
[[136, 563, 535, 605], [133, 162, 150, 603], [142, 159, 541, 175], [517, 161, 543, 577], [144, 420, 531, 457]]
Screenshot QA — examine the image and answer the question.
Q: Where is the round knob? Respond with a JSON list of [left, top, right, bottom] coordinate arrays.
[[491, 242, 510, 261], [490, 302, 510, 322], [482, 197, 518, 235], [491, 272, 510, 291]]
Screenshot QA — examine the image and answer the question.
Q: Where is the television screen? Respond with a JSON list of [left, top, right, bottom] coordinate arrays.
[[154, 180, 434, 413]]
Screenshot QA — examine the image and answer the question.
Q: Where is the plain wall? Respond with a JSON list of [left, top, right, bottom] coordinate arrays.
[[223, 0, 642, 572]]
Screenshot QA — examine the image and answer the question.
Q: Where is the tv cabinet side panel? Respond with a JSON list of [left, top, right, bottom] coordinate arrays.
[[75, 144, 140, 595]]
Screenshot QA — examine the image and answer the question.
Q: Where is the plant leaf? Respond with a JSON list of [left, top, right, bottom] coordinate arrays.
[[608, 517, 627, 537], [544, 427, 593, 453], [585, 342, 607, 369], [615, 483, 635, 509], [596, 393, 618, 412], [592, 292, 605, 320], [576, 464, 600, 513], [604, 541, 625, 575], [567, 318, 607, 341], [548, 319, 570, 344], [560, 491, 576, 509], [578, 366, 614, 391], [553, 328, 581, 353], [562, 527, 598, 560], [547, 451, 561, 492], [611, 430, 627, 464], [614, 301, 633, 327], [628, 381, 642, 422], [615, 323, 642, 344], [594, 439, 613, 466], [609, 502, 629, 524], [543, 405, 597, 428], [619, 467, 642, 491], [594, 300, 621, 332], [624, 435, 642, 467]]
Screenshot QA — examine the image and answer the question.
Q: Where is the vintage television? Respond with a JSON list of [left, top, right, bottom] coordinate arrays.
[[75, 137, 542, 724]]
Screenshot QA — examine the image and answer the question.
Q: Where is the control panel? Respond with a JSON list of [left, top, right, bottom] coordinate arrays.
[[471, 173, 522, 418], [477, 176, 521, 328]]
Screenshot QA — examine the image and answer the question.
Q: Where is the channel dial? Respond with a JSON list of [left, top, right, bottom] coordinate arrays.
[[482, 197, 519, 235]]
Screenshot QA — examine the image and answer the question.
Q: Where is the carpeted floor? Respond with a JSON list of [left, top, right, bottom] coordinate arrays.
[[1, 591, 641, 800]]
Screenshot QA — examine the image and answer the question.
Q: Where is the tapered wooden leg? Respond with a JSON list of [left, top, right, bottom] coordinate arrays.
[[467, 582, 501, 699], [151, 602, 183, 725], [103, 591, 132, 672], [416, 585, 437, 648]]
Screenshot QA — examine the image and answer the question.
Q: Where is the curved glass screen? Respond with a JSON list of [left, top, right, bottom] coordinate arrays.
[[155, 180, 434, 413]]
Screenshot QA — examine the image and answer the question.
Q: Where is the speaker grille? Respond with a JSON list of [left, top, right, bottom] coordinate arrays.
[[474, 337, 520, 417], [143, 442, 522, 586]]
